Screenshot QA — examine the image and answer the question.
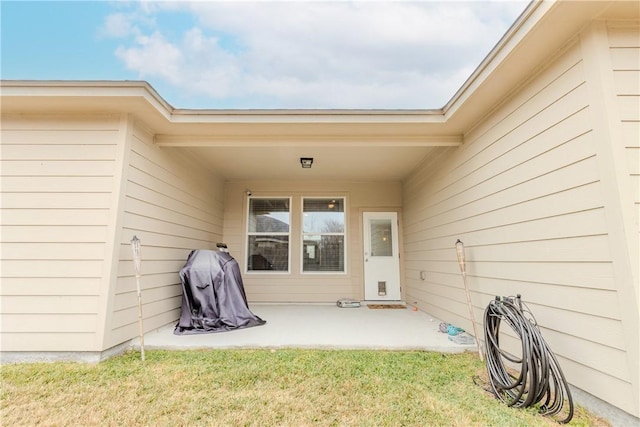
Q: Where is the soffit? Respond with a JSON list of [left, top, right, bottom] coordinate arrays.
[[597, 0, 640, 20]]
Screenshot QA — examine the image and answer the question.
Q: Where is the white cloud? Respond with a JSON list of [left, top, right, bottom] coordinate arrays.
[[104, 1, 528, 109], [115, 31, 185, 85], [100, 13, 136, 38]]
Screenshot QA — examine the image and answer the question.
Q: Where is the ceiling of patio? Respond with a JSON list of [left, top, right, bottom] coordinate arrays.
[[174, 145, 448, 181], [0, 89, 460, 182], [154, 114, 461, 182]]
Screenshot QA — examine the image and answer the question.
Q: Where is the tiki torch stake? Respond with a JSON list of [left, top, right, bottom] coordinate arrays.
[[455, 240, 483, 361], [131, 236, 145, 361]]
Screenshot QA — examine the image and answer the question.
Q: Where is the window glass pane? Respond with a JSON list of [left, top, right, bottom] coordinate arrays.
[[249, 198, 290, 233], [303, 198, 344, 233], [370, 219, 392, 257], [303, 235, 344, 272], [248, 235, 289, 271]]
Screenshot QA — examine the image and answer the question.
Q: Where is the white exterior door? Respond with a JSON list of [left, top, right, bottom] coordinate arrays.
[[363, 212, 401, 301]]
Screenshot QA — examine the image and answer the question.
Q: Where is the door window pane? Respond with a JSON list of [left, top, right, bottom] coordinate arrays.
[[370, 219, 392, 257]]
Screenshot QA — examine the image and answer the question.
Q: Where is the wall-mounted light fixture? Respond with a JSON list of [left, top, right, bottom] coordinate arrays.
[[300, 157, 313, 168]]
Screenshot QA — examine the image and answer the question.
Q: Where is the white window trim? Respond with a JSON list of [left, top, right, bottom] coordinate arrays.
[[245, 196, 292, 274], [300, 196, 348, 275]]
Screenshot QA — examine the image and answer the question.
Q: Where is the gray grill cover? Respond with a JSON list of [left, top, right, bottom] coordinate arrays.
[[174, 250, 266, 335]]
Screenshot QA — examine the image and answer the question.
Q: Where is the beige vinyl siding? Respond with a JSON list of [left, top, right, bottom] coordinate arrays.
[[403, 31, 638, 417], [223, 180, 402, 302], [1, 114, 120, 351], [104, 122, 225, 348], [609, 22, 640, 283]]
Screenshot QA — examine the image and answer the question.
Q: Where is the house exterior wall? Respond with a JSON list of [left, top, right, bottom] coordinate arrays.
[[1, 114, 122, 352], [0, 114, 225, 354], [608, 22, 639, 288], [223, 180, 402, 302], [402, 24, 639, 417], [103, 120, 225, 349]]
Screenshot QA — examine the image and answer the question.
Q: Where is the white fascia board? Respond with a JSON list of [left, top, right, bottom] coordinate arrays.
[[1, 80, 447, 126], [170, 108, 446, 124]]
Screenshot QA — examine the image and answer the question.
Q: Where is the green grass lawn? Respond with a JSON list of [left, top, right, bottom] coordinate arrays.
[[1, 350, 608, 426]]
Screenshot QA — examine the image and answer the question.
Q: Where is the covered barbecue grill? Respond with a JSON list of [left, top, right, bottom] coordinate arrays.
[[174, 249, 266, 335]]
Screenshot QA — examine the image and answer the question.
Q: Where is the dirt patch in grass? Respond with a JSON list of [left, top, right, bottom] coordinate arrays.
[[1, 350, 609, 426]]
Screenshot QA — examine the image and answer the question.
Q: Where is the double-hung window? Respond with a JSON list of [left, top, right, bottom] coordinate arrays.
[[302, 198, 345, 273], [247, 198, 290, 272]]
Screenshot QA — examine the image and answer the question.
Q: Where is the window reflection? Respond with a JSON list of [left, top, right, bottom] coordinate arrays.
[[303, 198, 345, 272], [370, 219, 392, 257], [248, 198, 290, 272]]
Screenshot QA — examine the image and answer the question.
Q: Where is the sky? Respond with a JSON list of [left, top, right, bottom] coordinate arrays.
[[1, 1, 529, 109]]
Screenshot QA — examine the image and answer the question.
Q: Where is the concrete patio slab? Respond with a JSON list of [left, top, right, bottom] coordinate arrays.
[[142, 303, 477, 353]]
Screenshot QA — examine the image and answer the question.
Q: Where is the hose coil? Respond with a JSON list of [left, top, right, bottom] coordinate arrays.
[[484, 295, 574, 424]]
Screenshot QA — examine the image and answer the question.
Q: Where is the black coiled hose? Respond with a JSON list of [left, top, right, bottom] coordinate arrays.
[[484, 295, 574, 424]]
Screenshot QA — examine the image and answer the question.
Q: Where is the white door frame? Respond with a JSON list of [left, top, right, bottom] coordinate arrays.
[[363, 211, 401, 301]]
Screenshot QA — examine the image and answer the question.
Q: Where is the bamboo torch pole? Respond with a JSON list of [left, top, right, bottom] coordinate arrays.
[[455, 239, 483, 361], [130, 235, 145, 361]]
